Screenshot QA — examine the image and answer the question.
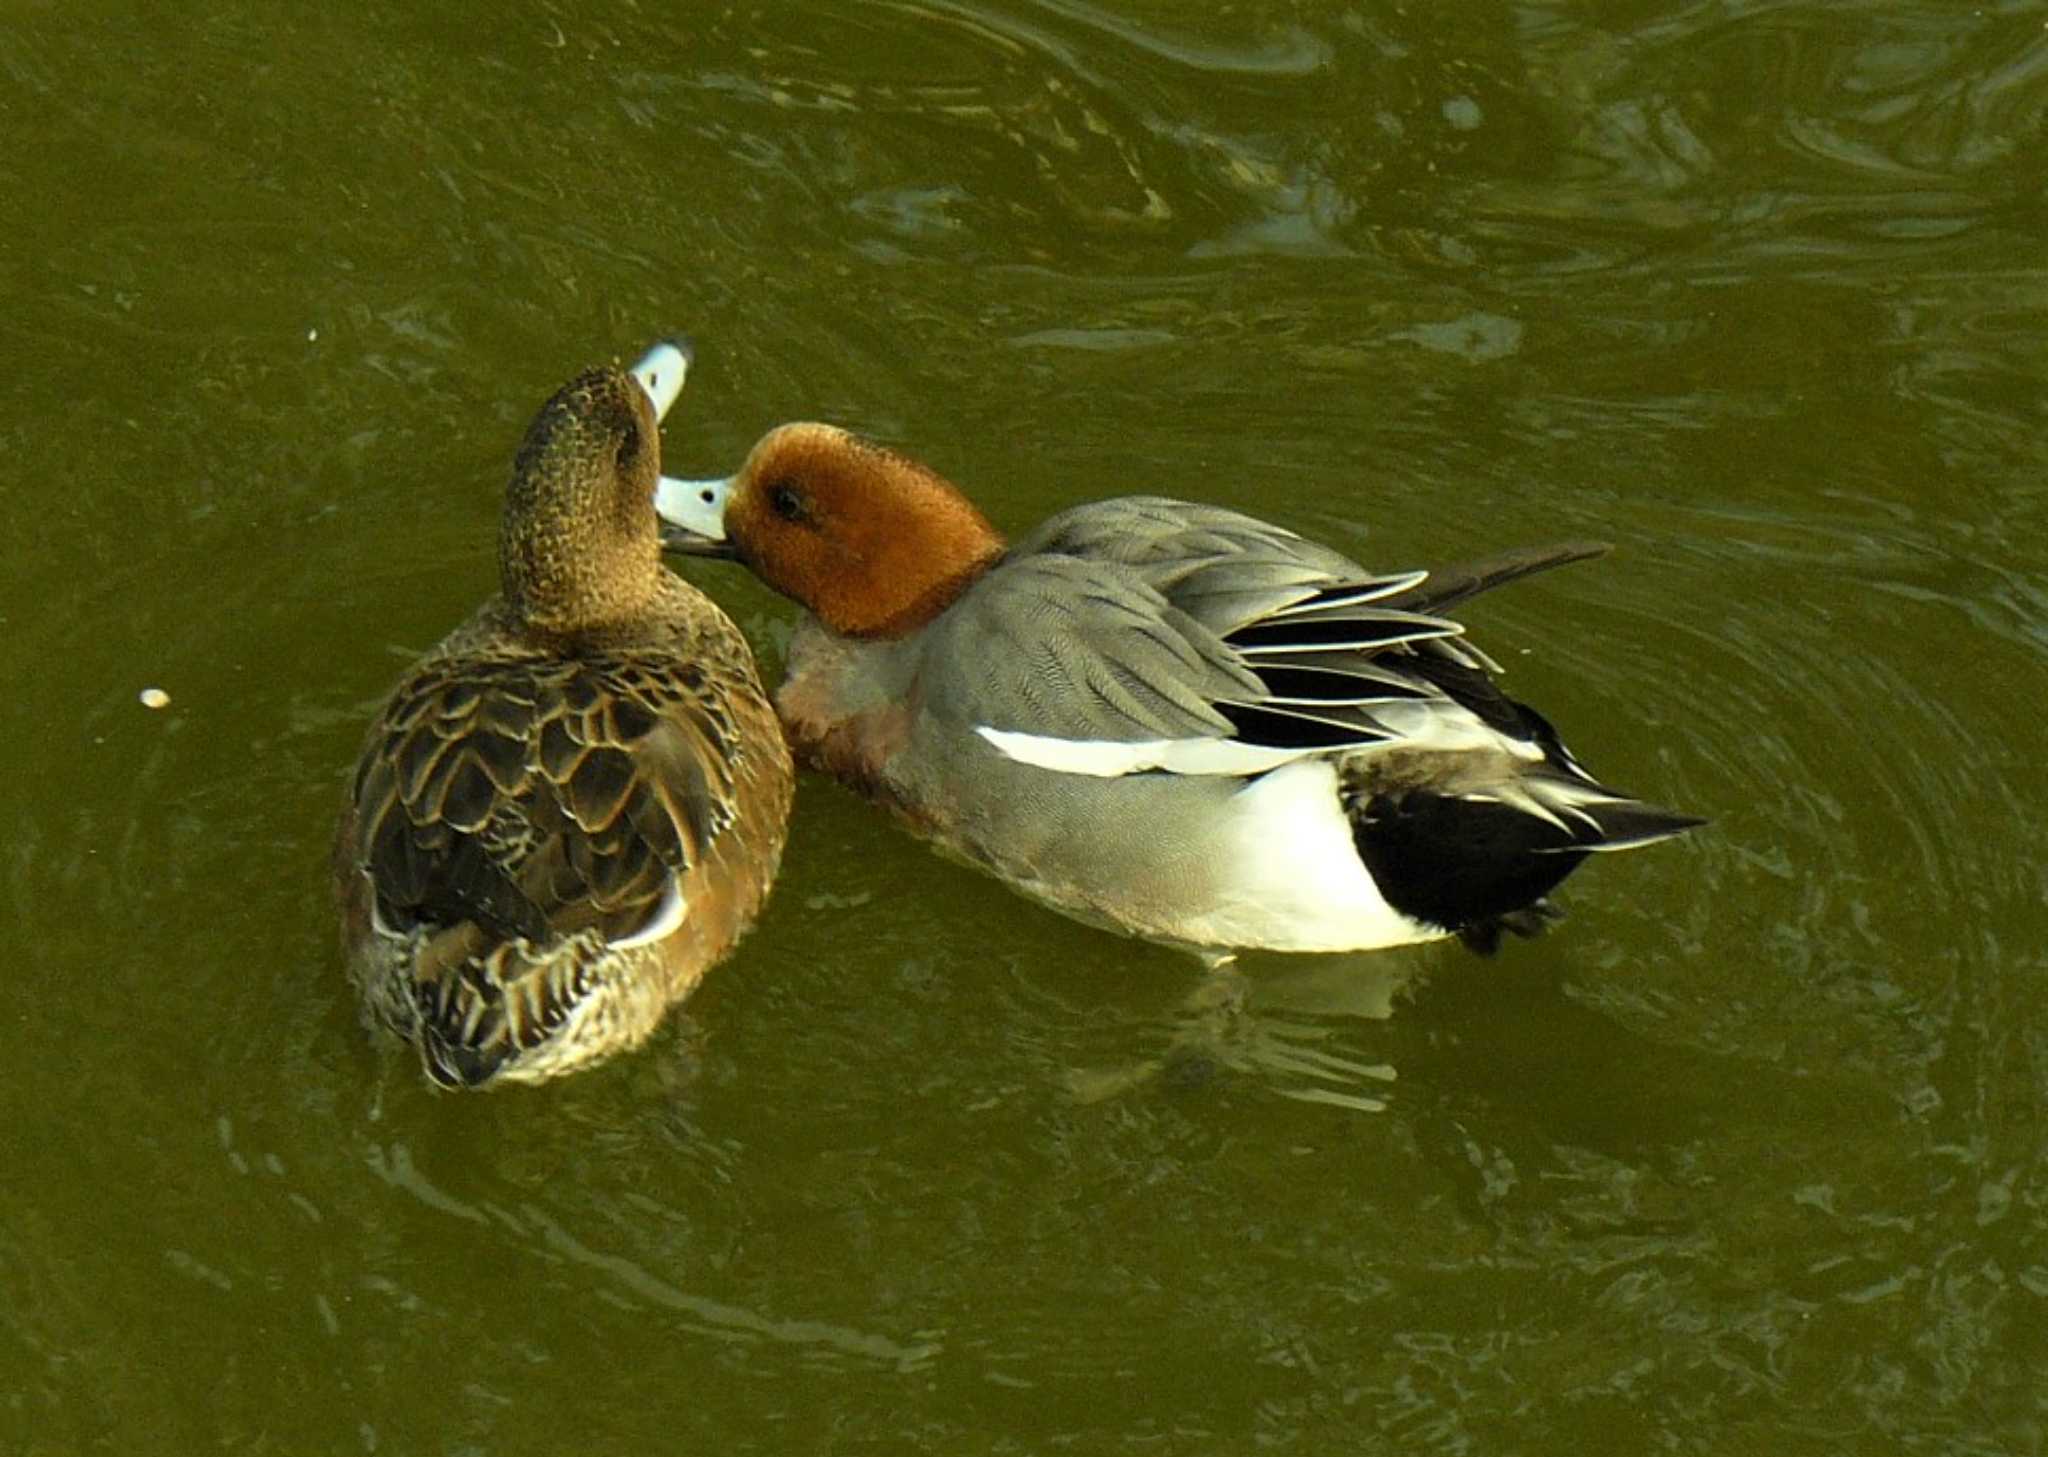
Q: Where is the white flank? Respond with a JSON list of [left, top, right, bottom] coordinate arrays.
[[974, 724, 1313, 779], [1187, 758, 1438, 951], [629, 341, 689, 422], [609, 876, 688, 949], [654, 475, 732, 541]]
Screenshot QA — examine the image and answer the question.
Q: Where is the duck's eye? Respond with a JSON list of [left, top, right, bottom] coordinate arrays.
[[614, 433, 640, 472], [768, 481, 808, 524]]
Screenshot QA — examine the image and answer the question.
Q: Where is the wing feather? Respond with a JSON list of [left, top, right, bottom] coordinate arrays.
[[349, 650, 740, 950], [949, 499, 1606, 778]]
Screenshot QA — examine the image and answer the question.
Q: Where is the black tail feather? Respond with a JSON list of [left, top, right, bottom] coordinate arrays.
[[1344, 770, 1701, 951], [1388, 541, 1611, 616], [1547, 796, 1708, 852]]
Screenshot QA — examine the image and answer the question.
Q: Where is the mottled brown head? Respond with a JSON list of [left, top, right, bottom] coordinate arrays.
[[697, 423, 1006, 638], [499, 366, 666, 634]]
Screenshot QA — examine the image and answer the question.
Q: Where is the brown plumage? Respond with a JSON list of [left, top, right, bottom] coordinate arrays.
[[334, 346, 793, 1088]]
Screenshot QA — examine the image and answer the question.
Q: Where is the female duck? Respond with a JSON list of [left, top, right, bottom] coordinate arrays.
[[657, 424, 1699, 960], [335, 345, 793, 1088]]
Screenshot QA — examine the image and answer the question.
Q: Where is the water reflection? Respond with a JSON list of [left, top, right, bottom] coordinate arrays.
[[1063, 956, 1409, 1111]]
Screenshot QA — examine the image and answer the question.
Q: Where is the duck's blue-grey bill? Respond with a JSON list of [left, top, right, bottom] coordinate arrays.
[[655, 475, 737, 558], [629, 339, 693, 422]]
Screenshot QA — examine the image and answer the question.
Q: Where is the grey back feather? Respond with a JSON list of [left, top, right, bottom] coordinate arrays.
[[928, 498, 1606, 757]]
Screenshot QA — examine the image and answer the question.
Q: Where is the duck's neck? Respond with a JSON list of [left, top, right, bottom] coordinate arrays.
[[856, 540, 1005, 640], [501, 519, 662, 637]]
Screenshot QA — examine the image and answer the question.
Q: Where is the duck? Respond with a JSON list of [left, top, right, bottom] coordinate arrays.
[[654, 423, 1701, 962], [333, 343, 794, 1088]]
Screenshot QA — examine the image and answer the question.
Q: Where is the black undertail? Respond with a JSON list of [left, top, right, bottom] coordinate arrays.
[[1337, 697, 1704, 955], [1346, 781, 1592, 952]]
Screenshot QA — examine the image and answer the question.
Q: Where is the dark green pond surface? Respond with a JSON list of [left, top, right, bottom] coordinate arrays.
[[5, 1, 2046, 1451]]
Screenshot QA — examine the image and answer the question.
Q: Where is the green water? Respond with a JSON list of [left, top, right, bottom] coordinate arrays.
[[5, 1, 2046, 1451]]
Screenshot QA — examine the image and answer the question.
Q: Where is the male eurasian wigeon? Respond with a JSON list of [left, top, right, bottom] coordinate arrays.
[[656, 424, 1700, 962], [334, 344, 794, 1088]]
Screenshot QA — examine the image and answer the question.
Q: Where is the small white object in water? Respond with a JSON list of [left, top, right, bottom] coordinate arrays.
[[140, 687, 170, 709]]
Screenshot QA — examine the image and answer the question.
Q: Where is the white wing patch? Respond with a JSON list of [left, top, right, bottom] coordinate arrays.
[[976, 697, 1552, 781], [974, 725, 1314, 779]]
